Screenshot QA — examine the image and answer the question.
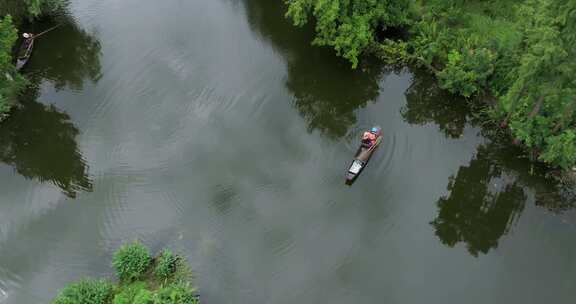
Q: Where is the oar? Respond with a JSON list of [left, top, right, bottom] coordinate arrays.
[[33, 24, 61, 39]]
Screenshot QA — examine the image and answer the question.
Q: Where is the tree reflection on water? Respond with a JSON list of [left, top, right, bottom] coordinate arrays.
[[243, 0, 382, 138], [403, 68, 471, 139], [0, 88, 92, 197], [0, 14, 100, 197], [431, 144, 526, 256], [25, 16, 102, 91], [403, 69, 575, 255]]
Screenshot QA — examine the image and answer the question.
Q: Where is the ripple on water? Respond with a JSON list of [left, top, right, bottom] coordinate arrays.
[[373, 131, 397, 177]]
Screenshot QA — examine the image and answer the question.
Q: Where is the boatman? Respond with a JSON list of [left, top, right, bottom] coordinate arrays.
[[361, 127, 378, 148], [22, 33, 34, 46]]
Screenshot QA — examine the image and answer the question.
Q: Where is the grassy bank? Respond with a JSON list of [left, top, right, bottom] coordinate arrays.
[[52, 241, 200, 304], [284, 0, 576, 169]]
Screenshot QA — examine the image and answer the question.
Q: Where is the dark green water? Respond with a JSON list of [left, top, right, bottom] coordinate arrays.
[[0, 0, 575, 303]]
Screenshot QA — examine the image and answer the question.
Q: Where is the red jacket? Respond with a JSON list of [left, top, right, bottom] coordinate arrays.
[[362, 131, 376, 141]]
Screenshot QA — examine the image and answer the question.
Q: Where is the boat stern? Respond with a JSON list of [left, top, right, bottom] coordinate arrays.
[[346, 160, 364, 184]]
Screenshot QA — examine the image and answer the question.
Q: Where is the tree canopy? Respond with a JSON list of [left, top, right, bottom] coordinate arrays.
[[285, 0, 411, 68]]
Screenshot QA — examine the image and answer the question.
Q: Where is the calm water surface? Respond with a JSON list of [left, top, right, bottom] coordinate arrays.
[[1, 0, 575, 303]]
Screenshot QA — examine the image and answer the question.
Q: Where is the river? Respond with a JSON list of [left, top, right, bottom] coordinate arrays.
[[0, 0, 575, 303]]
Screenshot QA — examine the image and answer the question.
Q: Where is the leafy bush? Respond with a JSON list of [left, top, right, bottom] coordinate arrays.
[[154, 249, 176, 279], [112, 241, 151, 282], [52, 279, 113, 304]]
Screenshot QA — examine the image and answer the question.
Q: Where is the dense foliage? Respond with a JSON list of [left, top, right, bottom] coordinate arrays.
[[112, 241, 151, 282], [24, 0, 65, 17], [52, 242, 200, 304], [285, 0, 576, 169], [285, 0, 411, 67], [0, 15, 23, 118]]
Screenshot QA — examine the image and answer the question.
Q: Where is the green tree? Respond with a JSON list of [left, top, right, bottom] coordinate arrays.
[[437, 48, 495, 97], [498, 0, 576, 168], [285, 0, 411, 67]]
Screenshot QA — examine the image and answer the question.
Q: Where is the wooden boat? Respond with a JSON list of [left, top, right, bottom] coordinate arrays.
[[345, 127, 382, 184], [16, 39, 34, 71]]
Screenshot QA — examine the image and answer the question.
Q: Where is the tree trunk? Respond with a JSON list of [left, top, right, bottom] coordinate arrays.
[[500, 85, 527, 128]]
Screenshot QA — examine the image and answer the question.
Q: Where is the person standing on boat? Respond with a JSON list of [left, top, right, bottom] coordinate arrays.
[[362, 127, 379, 148], [22, 33, 34, 47]]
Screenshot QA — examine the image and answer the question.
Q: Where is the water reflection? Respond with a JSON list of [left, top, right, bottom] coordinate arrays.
[[0, 84, 92, 197], [26, 17, 102, 91], [405, 71, 576, 255], [243, 0, 382, 138], [432, 138, 576, 256], [431, 144, 526, 256], [0, 12, 100, 197], [403, 68, 470, 138]]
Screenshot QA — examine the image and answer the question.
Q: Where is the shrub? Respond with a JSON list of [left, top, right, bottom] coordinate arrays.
[[52, 279, 112, 304], [112, 241, 151, 282], [154, 249, 176, 279]]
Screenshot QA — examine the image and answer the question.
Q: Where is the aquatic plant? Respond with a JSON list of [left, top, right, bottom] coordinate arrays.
[[112, 240, 151, 282], [154, 249, 176, 279], [52, 279, 113, 304], [52, 242, 199, 303]]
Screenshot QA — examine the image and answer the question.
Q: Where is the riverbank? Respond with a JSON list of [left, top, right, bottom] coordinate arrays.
[[284, 0, 576, 170], [52, 242, 199, 304]]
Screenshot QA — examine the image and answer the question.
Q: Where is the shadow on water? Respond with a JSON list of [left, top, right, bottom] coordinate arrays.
[[431, 143, 526, 256], [23, 16, 102, 91], [0, 81, 92, 198], [403, 68, 471, 138], [242, 0, 383, 138], [403, 68, 575, 256]]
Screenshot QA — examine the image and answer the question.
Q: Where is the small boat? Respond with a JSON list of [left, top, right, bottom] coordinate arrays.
[[16, 38, 34, 70], [345, 126, 382, 184]]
